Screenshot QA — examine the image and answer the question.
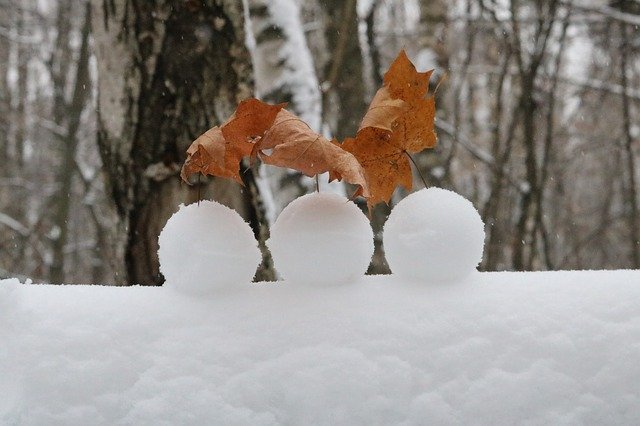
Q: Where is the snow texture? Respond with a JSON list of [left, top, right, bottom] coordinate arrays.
[[1, 270, 639, 424], [267, 193, 374, 284], [157, 200, 261, 295], [384, 188, 485, 283]]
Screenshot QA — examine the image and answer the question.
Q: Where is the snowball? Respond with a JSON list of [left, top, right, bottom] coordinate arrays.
[[158, 200, 261, 294], [267, 193, 374, 284], [383, 187, 485, 282]]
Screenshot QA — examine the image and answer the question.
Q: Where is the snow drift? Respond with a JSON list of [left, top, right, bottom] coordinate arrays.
[[2, 270, 639, 424]]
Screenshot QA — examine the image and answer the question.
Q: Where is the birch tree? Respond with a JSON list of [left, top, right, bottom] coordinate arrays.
[[91, 0, 261, 284]]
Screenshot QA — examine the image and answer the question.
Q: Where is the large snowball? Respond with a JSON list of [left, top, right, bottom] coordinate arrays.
[[158, 200, 261, 295], [383, 188, 485, 283], [268, 193, 374, 284]]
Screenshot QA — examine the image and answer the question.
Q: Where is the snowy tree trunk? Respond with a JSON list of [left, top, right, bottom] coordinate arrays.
[[247, 0, 322, 218], [92, 0, 256, 285]]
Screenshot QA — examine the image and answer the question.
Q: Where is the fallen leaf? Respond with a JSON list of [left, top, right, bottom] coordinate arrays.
[[257, 110, 370, 198], [390, 96, 436, 153], [342, 127, 412, 205], [181, 99, 285, 184], [359, 86, 409, 132], [341, 50, 437, 205], [383, 50, 433, 103], [222, 99, 286, 180], [181, 127, 239, 183]]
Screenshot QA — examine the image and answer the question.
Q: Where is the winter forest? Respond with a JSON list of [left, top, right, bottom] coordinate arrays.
[[1, 0, 639, 285]]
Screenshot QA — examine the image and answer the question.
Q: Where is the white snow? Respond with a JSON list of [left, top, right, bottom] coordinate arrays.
[[1, 270, 639, 424], [267, 193, 374, 284], [384, 188, 485, 283], [157, 200, 261, 295]]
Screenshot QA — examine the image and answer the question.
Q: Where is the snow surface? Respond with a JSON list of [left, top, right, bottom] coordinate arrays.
[[384, 188, 485, 283], [158, 201, 261, 295], [267, 193, 374, 284], [2, 270, 640, 424]]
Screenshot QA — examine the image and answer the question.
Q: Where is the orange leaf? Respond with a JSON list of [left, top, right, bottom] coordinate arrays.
[[181, 98, 285, 184], [341, 50, 437, 206], [383, 50, 433, 102], [342, 127, 412, 205], [359, 86, 409, 132], [181, 127, 240, 183], [221, 98, 286, 181], [257, 110, 370, 198], [391, 96, 437, 153]]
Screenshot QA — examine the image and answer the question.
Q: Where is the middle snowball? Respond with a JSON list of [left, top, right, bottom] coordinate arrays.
[[268, 192, 374, 284]]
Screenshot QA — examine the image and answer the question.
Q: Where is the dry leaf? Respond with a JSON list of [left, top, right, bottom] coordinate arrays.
[[391, 96, 436, 153], [222, 99, 286, 180], [181, 99, 285, 184], [257, 110, 370, 198], [383, 50, 432, 103], [359, 86, 409, 132], [341, 49, 437, 206], [342, 127, 412, 205], [181, 50, 436, 209], [181, 127, 239, 183]]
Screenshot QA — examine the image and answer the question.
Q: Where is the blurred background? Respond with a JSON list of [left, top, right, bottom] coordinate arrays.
[[0, 0, 638, 284]]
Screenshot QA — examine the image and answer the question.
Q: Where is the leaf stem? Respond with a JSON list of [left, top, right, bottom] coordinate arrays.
[[405, 151, 429, 190]]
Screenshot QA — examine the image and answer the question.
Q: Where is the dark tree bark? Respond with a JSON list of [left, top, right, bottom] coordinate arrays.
[[320, 0, 366, 139], [92, 0, 260, 285], [49, 2, 91, 283], [15, 7, 28, 167], [618, 20, 640, 267]]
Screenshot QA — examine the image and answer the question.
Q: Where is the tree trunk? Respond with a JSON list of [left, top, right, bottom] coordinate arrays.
[[320, 0, 366, 139], [0, 9, 10, 168], [619, 20, 640, 267], [92, 0, 255, 285], [49, 2, 91, 284], [247, 0, 321, 214], [15, 7, 28, 167]]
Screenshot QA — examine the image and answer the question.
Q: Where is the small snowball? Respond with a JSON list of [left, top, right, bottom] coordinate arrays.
[[158, 200, 261, 295], [268, 193, 374, 285], [383, 188, 485, 283]]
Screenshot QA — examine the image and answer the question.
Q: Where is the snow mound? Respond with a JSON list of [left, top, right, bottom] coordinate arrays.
[[267, 193, 374, 284], [384, 187, 485, 282], [0, 278, 19, 311], [1, 271, 639, 424], [158, 200, 261, 294]]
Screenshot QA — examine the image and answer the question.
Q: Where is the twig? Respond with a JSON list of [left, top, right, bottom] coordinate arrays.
[[405, 151, 428, 190]]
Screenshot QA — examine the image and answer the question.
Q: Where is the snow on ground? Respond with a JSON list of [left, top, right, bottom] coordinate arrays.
[[2, 270, 639, 425]]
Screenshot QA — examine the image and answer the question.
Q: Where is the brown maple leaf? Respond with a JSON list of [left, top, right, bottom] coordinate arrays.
[[383, 50, 433, 103], [342, 127, 412, 205], [341, 50, 437, 206], [390, 96, 436, 153], [256, 110, 370, 198], [359, 86, 409, 132], [221, 98, 286, 180], [181, 98, 285, 184], [181, 127, 239, 183]]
